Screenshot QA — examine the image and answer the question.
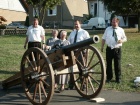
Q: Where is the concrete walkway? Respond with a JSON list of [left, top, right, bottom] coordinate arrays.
[[0, 85, 140, 105]]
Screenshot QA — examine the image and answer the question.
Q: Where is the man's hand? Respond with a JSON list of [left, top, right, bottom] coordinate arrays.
[[42, 44, 46, 50], [117, 40, 122, 44]]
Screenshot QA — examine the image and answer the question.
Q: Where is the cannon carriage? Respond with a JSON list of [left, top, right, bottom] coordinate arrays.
[[2, 35, 106, 105]]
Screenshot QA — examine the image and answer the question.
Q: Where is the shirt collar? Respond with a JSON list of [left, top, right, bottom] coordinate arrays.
[[112, 26, 118, 29], [32, 25, 38, 28], [60, 39, 66, 42]]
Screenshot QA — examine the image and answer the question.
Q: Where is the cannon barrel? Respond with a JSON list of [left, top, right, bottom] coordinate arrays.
[[62, 35, 100, 52], [45, 35, 100, 55]]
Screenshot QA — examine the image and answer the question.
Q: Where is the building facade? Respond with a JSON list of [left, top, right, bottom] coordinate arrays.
[[0, 0, 28, 25], [28, 0, 89, 28]]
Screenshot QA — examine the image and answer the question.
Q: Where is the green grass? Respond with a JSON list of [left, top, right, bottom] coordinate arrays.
[[0, 28, 140, 92]]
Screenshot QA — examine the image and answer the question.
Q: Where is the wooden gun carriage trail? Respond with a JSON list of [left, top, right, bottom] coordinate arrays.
[[2, 35, 106, 105]]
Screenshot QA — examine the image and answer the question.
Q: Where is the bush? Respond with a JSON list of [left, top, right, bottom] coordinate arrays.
[[0, 24, 6, 29]]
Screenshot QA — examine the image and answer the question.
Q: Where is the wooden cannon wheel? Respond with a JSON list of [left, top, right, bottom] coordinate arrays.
[[20, 47, 54, 105], [73, 45, 106, 99]]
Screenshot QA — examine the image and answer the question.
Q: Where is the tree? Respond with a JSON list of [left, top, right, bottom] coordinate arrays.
[[100, 0, 140, 32], [26, 0, 63, 25], [24, 15, 29, 27]]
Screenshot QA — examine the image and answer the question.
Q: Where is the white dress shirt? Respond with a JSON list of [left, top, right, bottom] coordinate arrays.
[[68, 28, 90, 44], [26, 25, 45, 42], [102, 26, 127, 49]]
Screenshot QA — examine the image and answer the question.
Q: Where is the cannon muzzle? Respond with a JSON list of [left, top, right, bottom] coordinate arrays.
[[62, 35, 100, 52]]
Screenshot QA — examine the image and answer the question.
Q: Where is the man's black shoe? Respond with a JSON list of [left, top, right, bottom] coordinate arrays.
[[116, 79, 121, 84], [67, 86, 74, 90]]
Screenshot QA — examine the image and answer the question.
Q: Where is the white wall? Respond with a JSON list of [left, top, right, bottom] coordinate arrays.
[[0, 0, 25, 12]]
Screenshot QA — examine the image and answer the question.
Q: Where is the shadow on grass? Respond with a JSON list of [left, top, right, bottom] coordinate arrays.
[[138, 46, 140, 51], [0, 70, 17, 75]]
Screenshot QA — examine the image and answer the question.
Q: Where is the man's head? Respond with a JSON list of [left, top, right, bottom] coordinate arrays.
[[74, 20, 81, 30], [111, 17, 119, 28], [33, 18, 39, 27]]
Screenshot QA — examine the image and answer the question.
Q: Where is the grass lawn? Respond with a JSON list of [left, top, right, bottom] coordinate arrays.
[[0, 28, 140, 92]]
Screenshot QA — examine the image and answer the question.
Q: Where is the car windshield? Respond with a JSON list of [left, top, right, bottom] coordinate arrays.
[[83, 20, 89, 24]]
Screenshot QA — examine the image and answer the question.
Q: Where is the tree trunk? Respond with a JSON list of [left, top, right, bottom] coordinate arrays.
[[40, 8, 46, 26], [138, 12, 140, 32]]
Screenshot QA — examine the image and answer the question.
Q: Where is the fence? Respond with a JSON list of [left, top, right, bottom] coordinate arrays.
[[0, 29, 27, 35]]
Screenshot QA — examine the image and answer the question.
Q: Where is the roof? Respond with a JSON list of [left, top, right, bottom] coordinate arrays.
[[19, 0, 29, 13]]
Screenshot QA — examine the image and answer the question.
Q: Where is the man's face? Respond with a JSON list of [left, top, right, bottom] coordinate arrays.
[[111, 18, 119, 27], [74, 21, 81, 30], [33, 20, 38, 27]]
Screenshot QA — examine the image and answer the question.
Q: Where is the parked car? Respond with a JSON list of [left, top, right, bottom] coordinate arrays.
[[81, 17, 106, 30], [6, 23, 27, 29]]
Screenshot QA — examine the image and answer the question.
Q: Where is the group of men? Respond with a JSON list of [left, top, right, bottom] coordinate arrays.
[[24, 17, 127, 91]]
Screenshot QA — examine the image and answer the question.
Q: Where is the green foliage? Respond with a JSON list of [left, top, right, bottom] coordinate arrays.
[[100, 0, 140, 32], [100, 0, 140, 15], [0, 25, 6, 29], [26, 0, 64, 25], [85, 14, 93, 20]]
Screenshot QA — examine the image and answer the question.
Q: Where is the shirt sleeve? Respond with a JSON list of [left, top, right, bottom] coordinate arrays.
[[121, 29, 127, 42], [40, 26, 45, 36], [68, 32, 72, 44], [26, 27, 29, 36], [102, 28, 108, 40], [84, 30, 90, 39]]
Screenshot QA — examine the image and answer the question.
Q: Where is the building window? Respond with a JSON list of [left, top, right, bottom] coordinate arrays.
[[94, 3, 97, 16], [48, 6, 57, 16], [33, 8, 39, 17]]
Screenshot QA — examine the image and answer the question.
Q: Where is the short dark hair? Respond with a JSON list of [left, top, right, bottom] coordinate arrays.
[[33, 18, 39, 21], [74, 20, 81, 24]]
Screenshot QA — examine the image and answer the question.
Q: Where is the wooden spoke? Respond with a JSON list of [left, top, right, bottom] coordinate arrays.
[[88, 61, 100, 71], [38, 83, 42, 103], [40, 78, 50, 88], [40, 81, 47, 97], [75, 58, 84, 69], [80, 51, 86, 66], [85, 78, 88, 95], [37, 53, 41, 72], [33, 82, 39, 101], [80, 77, 85, 90], [85, 49, 89, 67], [89, 74, 100, 85], [26, 56, 35, 71], [40, 62, 46, 73], [88, 76, 95, 93], [31, 52, 37, 71], [87, 52, 95, 67], [25, 82, 35, 92]]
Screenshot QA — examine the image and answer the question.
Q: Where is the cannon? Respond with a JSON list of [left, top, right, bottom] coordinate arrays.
[[2, 35, 106, 105]]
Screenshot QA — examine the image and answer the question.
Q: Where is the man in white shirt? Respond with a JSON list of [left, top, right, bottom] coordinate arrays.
[[101, 17, 127, 83], [24, 18, 45, 49], [67, 20, 90, 89]]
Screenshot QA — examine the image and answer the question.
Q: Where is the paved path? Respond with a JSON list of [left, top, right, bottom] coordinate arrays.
[[0, 85, 140, 105]]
